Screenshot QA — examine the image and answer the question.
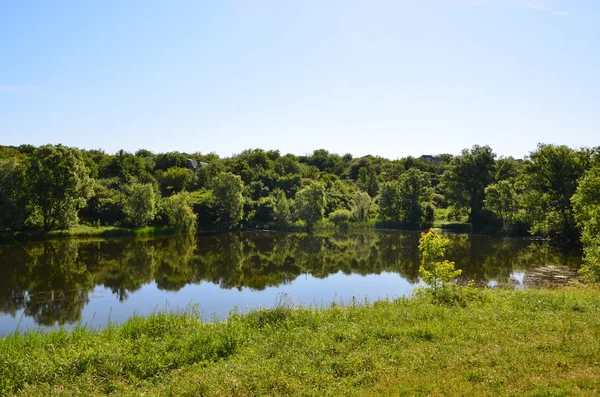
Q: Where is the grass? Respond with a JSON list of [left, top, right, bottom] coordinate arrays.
[[2, 287, 600, 396], [0, 225, 178, 243]]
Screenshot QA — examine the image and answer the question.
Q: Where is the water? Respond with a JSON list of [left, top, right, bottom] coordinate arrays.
[[0, 230, 581, 335]]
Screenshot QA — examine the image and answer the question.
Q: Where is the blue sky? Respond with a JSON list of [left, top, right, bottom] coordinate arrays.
[[1, 0, 598, 158]]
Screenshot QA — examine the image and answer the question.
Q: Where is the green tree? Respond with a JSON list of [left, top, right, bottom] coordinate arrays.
[[0, 158, 28, 231], [273, 189, 292, 227], [378, 181, 402, 222], [484, 180, 522, 233], [357, 166, 379, 197], [351, 190, 371, 222], [27, 145, 93, 231], [397, 168, 433, 223], [378, 169, 432, 224], [157, 166, 194, 195], [522, 144, 587, 242], [294, 183, 326, 231], [213, 172, 244, 230], [571, 166, 600, 281], [162, 192, 197, 233], [441, 145, 496, 224], [123, 183, 157, 227], [418, 229, 462, 301]]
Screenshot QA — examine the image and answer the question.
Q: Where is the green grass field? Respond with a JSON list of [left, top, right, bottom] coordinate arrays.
[[1, 286, 600, 396]]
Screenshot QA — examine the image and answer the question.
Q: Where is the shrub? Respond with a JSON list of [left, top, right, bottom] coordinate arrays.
[[417, 229, 462, 304], [329, 209, 351, 227]]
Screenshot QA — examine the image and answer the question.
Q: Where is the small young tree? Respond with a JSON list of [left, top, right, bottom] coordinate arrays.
[[273, 189, 292, 227], [351, 190, 371, 222], [418, 229, 462, 301], [123, 183, 157, 227]]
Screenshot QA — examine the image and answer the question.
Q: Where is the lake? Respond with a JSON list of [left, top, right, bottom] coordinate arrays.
[[0, 230, 581, 335]]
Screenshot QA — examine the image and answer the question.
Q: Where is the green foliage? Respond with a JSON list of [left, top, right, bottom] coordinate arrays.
[[252, 196, 277, 223], [27, 145, 94, 231], [418, 229, 462, 303], [378, 181, 402, 222], [572, 166, 600, 282], [397, 168, 433, 223], [98, 149, 153, 183], [212, 172, 244, 230], [161, 192, 197, 233], [294, 182, 326, 230], [484, 180, 523, 233], [0, 158, 28, 231], [157, 166, 194, 195], [357, 166, 379, 197], [154, 151, 188, 171], [351, 190, 371, 222], [379, 169, 432, 224], [1, 142, 598, 245], [123, 183, 157, 227], [523, 144, 588, 242], [442, 145, 496, 224], [328, 209, 352, 227], [81, 178, 125, 225], [273, 189, 292, 227]]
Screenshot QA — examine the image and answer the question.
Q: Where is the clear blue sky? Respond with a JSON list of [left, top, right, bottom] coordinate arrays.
[[1, 0, 598, 158]]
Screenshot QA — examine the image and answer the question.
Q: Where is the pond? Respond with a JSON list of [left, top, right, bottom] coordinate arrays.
[[0, 230, 581, 335]]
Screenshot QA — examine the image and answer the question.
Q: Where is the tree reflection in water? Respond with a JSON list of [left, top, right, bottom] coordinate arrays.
[[0, 231, 581, 326]]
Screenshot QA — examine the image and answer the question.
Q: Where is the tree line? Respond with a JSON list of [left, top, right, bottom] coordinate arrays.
[[0, 143, 599, 276]]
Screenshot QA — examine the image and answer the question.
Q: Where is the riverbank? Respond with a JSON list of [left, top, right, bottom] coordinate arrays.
[[0, 221, 474, 244], [0, 225, 179, 243], [1, 287, 599, 396]]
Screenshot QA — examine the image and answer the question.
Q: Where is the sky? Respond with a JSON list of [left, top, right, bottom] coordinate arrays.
[[1, 0, 598, 159]]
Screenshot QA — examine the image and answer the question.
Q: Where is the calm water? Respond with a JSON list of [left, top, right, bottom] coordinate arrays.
[[0, 230, 581, 335]]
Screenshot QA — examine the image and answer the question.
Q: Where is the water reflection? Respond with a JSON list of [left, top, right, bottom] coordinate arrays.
[[0, 231, 581, 329]]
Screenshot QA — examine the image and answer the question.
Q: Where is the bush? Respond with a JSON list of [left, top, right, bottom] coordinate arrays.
[[417, 229, 462, 304], [329, 209, 351, 227]]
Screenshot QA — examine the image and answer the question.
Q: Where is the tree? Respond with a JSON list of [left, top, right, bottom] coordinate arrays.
[[357, 166, 379, 197], [0, 158, 28, 231], [212, 172, 244, 230], [378, 181, 402, 222], [27, 145, 93, 231], [397, 168, 433, 224], [484, 180, 522, 233], [273, 189, 292, 227], [294, 183, 326, 231], [157, 167, 194, 195], [571, 166, 600, 281], [418, 229, 462, 302], [441, 145, 496, 224], [378, 169, 432, 224], [522, 144, 587, 242], [123, 183, 157, 227], [351, 191, 371, 222], [162, 192, 197, 233]]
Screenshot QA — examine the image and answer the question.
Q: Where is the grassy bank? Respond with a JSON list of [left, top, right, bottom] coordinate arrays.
[[2, 287, 600, 396], [0, 225, 178, 243]]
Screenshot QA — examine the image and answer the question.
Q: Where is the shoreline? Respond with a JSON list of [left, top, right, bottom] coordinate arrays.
[[1, 286, 598, 395]]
